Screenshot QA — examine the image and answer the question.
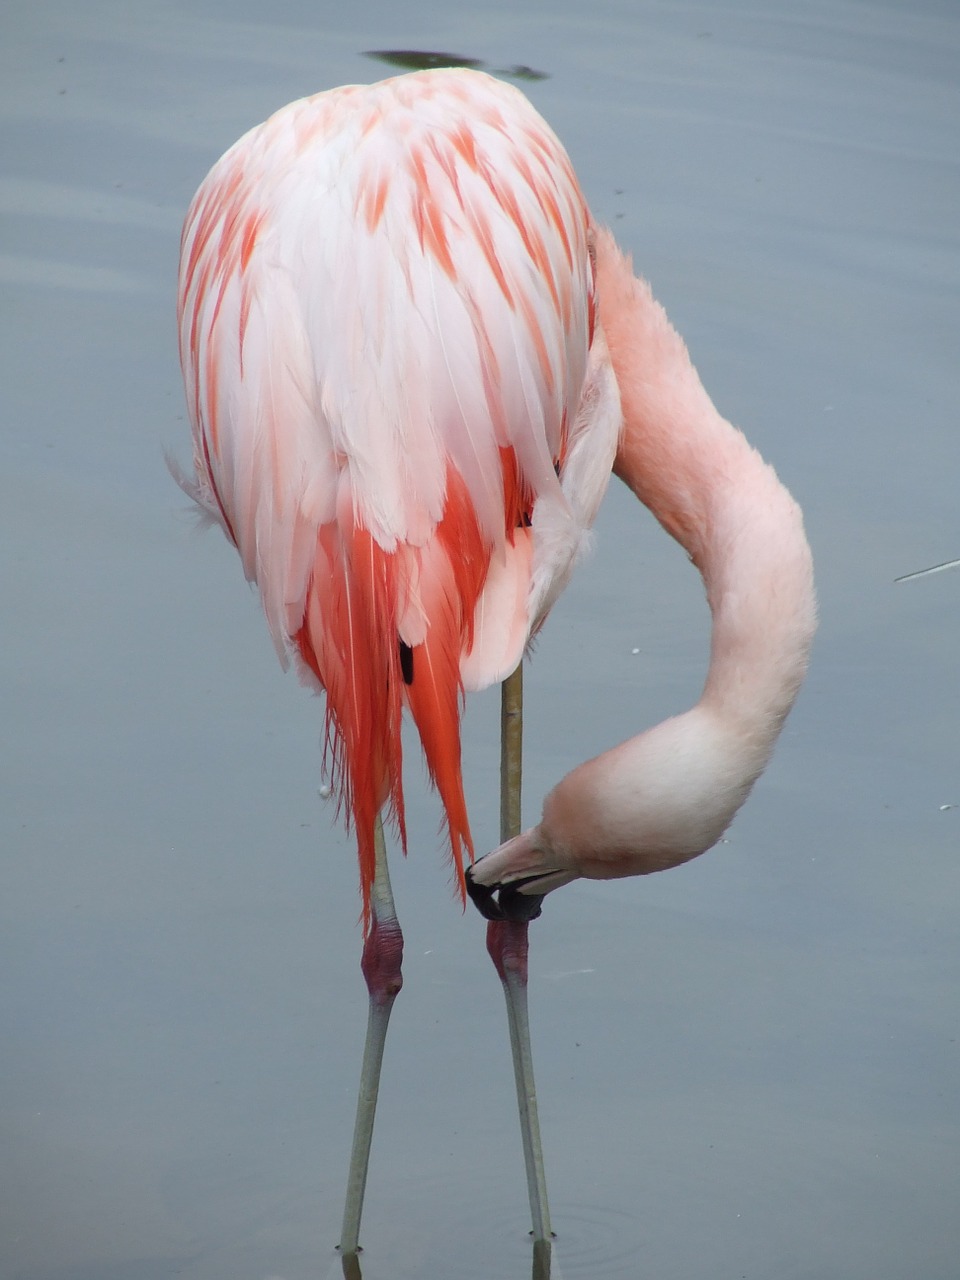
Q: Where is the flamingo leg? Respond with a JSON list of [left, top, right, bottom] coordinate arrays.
[[487, 917, 553, 1243], [500, 656, 524, 840], [490, 662, 553, 1244], [340, 814, 402, 1257]]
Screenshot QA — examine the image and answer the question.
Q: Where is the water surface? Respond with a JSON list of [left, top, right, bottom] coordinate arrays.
[[3, 2, 958, 1278]]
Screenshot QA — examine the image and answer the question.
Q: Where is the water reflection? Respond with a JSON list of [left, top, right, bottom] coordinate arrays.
[[337, 1235, 554, 1279], [532, 1238, 553, 1280], [339, 1249, 362, 1280], [364, 49, 549, 81]]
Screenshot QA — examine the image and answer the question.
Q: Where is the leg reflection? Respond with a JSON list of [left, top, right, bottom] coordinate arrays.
[[532, 1235, 553, 1279], [340, 1249, 362, 1280], [339, 1235, 551, 1279]]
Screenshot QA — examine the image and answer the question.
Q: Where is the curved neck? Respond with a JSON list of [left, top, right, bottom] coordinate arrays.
[[595, 229, 816, 770]]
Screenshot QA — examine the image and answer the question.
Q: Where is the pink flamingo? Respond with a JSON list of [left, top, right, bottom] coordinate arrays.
[[176, 67, 815, 1259]]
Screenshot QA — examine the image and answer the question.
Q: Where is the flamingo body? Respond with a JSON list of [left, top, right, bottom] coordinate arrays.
[[178, 70, 620, 918], [177, 66, 816, 1256]]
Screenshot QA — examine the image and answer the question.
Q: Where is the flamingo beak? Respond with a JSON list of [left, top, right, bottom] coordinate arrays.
[[465, 860, 545, 922]]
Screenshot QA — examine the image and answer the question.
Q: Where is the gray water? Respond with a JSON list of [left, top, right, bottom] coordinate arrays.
[[3, 2, 958, 1278]]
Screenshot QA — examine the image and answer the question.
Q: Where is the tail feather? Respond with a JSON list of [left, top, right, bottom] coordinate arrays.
[[403, 551, 474, 902], [294, 463, 505, 928], [295, 522, 406, 930], [403, 466, 490, 899]]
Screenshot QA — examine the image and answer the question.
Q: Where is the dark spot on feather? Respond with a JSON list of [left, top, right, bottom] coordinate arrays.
[[399, 639, 414, 685]]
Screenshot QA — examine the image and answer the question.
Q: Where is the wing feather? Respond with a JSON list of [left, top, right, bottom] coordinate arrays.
[[177, 68, 618, 918]]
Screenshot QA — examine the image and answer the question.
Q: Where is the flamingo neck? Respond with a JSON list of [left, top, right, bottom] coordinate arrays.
[[466, 232, 816, 903], [596, 226, 816, 791]]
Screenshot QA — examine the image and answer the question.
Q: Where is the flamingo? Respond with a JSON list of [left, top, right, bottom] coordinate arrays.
[[176, 67, 816, 1262]]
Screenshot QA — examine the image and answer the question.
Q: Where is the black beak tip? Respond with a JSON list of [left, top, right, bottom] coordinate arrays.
[[465, 863, 504, 920], [498, 883, 545, 922], [465, 863, 545, 923]]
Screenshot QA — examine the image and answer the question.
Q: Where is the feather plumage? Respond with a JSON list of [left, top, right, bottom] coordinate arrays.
[[177, 69, 619, 921]]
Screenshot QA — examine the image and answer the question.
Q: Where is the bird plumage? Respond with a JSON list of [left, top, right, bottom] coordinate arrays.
[[177, 69, 620, 920]]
